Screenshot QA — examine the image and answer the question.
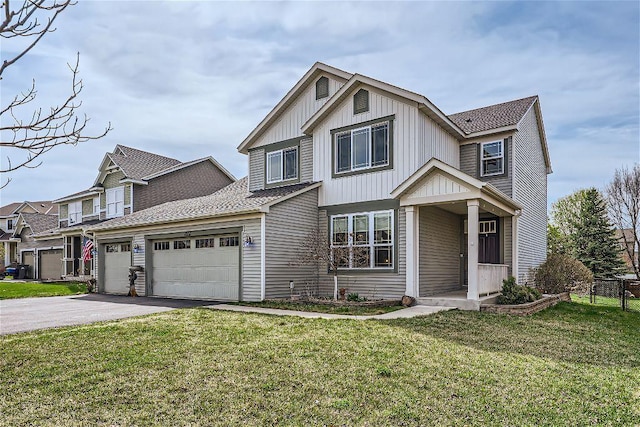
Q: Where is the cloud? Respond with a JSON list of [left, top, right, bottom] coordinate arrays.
[[1, 1, 638, 212]]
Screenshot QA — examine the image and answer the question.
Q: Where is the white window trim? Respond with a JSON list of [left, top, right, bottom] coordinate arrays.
[[68, 201, 82, 225], [480, 140, 504, 177], [93, 196, 100, 215], [106, 186, 125, 219], [335, 122, 389, 174], [329, 209, 394, 270], [266, 146, 298, 184]]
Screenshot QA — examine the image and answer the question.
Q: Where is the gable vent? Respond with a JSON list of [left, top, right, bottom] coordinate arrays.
[[353, 89, 369, 114], [316, 76, 329, 100]]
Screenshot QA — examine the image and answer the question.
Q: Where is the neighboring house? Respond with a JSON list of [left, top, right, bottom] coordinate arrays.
[[0, 201, 57, 266], [41, 144, 236, 281], [89, 62, 551, 309], [615, 228, 639, 274], [12, 213, 61, 279]]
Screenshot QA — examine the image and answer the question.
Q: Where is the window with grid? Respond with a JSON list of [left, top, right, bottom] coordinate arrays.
[[335, 121, 389, 174], [481, 141, 504, 176], [196, 238, 215, 248], [154, 241, 170, 251], [330, 210, 394, 269], [173, 240, 191, 250], [220, 236, 239, 247], [266, 146, 298, 184]]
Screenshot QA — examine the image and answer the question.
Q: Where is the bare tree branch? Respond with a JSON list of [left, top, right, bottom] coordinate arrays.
[[0, 1, 111, 188]]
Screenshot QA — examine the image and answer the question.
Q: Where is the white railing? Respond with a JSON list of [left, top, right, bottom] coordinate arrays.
[[478, 264, 509, 296]]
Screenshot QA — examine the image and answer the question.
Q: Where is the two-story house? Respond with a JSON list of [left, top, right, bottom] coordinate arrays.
[[37, 144, 235, 281], [89, 63, 551, 309], [0, 201, 57, 267]]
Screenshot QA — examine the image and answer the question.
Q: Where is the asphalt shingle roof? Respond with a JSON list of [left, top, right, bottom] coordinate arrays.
[[89, 178, 317, 231], [110, 145, 182, 180], [18, 213, 58, 234], [448, 96, 538, 135], [0, 201, 57, 216]]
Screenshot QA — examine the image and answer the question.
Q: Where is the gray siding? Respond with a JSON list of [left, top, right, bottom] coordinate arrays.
[[317, 207, 406, 300], [502, 217, 512, 276], [132, 235, 146, 296], [249, 149, 265, 192], [513, 107, 548, 282], [459, 139, 513, 197], [300, 138, 313, 183], [135, 161, 233, 212], [419, 207, 461, 297], [264, 189, 319, 298]]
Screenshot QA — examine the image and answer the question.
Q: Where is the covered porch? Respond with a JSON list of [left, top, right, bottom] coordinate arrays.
[[391, 159, 522, 310]]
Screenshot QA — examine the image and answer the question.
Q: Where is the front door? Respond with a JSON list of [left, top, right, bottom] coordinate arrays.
[[478, 219, 500, 264]]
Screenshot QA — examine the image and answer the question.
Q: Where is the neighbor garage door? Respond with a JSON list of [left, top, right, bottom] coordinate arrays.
[[103, 242, 132, 294], [151, 234, 240, 300], [39, 249, 62, 280], [22, 251, 34, 279]]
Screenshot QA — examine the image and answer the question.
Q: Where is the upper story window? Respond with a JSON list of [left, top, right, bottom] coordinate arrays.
[[335, 121, 390, 175], [480, 140, 504, 177], [266, 147, 298, 184], [106, 186, 124, 218], [93, 197, 100, 215], [6, 219, 13, 230], [330, 210, 394, 270], [68, 201, 82, 225], [353, 89, 369, 114], [316, 76, 329, 100]]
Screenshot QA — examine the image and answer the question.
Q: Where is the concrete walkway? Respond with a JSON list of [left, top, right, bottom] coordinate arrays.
[[208, 303, 453, 320]]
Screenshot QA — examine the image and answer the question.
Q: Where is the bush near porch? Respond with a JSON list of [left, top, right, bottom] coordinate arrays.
[[0, 300, 638, 425]]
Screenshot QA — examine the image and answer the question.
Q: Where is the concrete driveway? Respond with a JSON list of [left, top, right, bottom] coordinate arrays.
[[0, 294, 214, 335]]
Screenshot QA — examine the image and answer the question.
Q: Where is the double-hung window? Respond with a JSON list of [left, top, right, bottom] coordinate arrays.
[[68, 201, 82, 225], [93, 197, 100, 215], [480, 140, 504, 176], [106, 186, 124, 218], [330, 210, 394, 269], [266, 147, 298, 184], [335, 121, 389, 174]]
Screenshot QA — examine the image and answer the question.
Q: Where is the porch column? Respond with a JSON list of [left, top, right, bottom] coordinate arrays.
[[405, 206, 419, 297], [467, 200, 480, 301], [512, 213, 519, 282]]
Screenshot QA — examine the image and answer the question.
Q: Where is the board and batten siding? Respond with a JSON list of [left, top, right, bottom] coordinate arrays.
[[459, 135, 514, 198], [252, 76, 344, 149], [419, 206, 461, 297], [93, 217, 263, 301], [513, 106, 548, 282], [316, 207, 406, 299], [264, 189, 319, 298], [313, 86, 459, 206]]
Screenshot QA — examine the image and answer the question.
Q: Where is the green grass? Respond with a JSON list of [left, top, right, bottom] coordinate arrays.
[[571, 293, 622, 308], [234, 300, 404, 316], [0, 301, 638, 426], [0, 281, 87, 299]]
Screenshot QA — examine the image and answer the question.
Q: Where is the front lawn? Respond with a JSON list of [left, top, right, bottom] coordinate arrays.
[[0, 281, 87, 299], [235, 300, 404, 316], [0, 301, 638, 426]]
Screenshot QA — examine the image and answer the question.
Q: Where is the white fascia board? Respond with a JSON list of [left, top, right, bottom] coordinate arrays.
[[53, 191, 100, 204]]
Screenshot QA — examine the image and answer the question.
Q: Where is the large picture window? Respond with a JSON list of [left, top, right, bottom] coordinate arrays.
[[480, 140, 504, 176], [330, 210, 394, 269], [266, 147, 298, 184], [335, 121, 389, 174]]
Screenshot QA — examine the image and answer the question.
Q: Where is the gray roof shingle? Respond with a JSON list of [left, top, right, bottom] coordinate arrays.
[[89, 178, 317, 231], [18, 213, 58, 234], [109, 145, 182, 180], [448, 96, 538, 135]]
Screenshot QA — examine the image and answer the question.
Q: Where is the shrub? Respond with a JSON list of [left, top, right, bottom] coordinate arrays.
[[497, 276, 541, 305], [347, 292, 361, 302], [534, 254, 593, 294]]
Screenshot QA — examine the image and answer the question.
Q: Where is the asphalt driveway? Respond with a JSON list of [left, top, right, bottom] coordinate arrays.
[[0, 294, 215, 335]]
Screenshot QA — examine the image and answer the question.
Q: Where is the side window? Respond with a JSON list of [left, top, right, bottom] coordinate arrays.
[[480, 140, 504, 176], [266, 146, 298, 184]]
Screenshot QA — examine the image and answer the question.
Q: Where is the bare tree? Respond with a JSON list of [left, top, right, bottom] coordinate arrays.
[[1, 0, 111, 186], [606, 165, 640, 279]]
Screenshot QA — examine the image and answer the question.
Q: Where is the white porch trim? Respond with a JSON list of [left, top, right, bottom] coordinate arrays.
[[467, 200, 480, 301], [405, 206, 419, 297]]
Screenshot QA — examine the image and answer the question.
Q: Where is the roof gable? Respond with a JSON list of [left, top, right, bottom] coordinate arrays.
[[13, 212, 58, 236], [237, 62, 352, 154]]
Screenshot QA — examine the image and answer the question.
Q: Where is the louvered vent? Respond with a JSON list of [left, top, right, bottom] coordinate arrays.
[[353, 89, 369, 114], [315, 76, 329, 100]]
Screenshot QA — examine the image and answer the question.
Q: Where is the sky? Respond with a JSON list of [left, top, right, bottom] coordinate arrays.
[[1, 0, 638, 210]]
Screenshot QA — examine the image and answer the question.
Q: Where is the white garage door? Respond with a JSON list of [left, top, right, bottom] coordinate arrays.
[[39, 249, 63, 280], [103, 242, 132, 294], [151, 234, 240, 300]]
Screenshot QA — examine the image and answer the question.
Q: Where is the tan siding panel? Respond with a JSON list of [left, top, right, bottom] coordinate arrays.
[[264, 189, 318, 298], [513, 107, 548, 282], [419, 207, 461, 297]]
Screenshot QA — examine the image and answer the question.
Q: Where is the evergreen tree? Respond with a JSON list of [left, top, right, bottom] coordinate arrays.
[[570, 188, 625, 278]]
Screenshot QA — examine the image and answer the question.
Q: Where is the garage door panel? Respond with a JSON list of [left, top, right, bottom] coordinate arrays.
[[39, 250, 62, 280], [151, 235, 239, 301], [103, 243, 132, 294]]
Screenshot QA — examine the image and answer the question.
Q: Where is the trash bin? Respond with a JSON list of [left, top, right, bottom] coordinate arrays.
[[5, 267, 17, 278], [17, 264, 30, 279]]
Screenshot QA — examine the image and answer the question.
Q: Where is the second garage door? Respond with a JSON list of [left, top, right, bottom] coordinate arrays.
[[151, 235, 240, 301], [103, 242, 132, 294], [39, 249, 62, 280]]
